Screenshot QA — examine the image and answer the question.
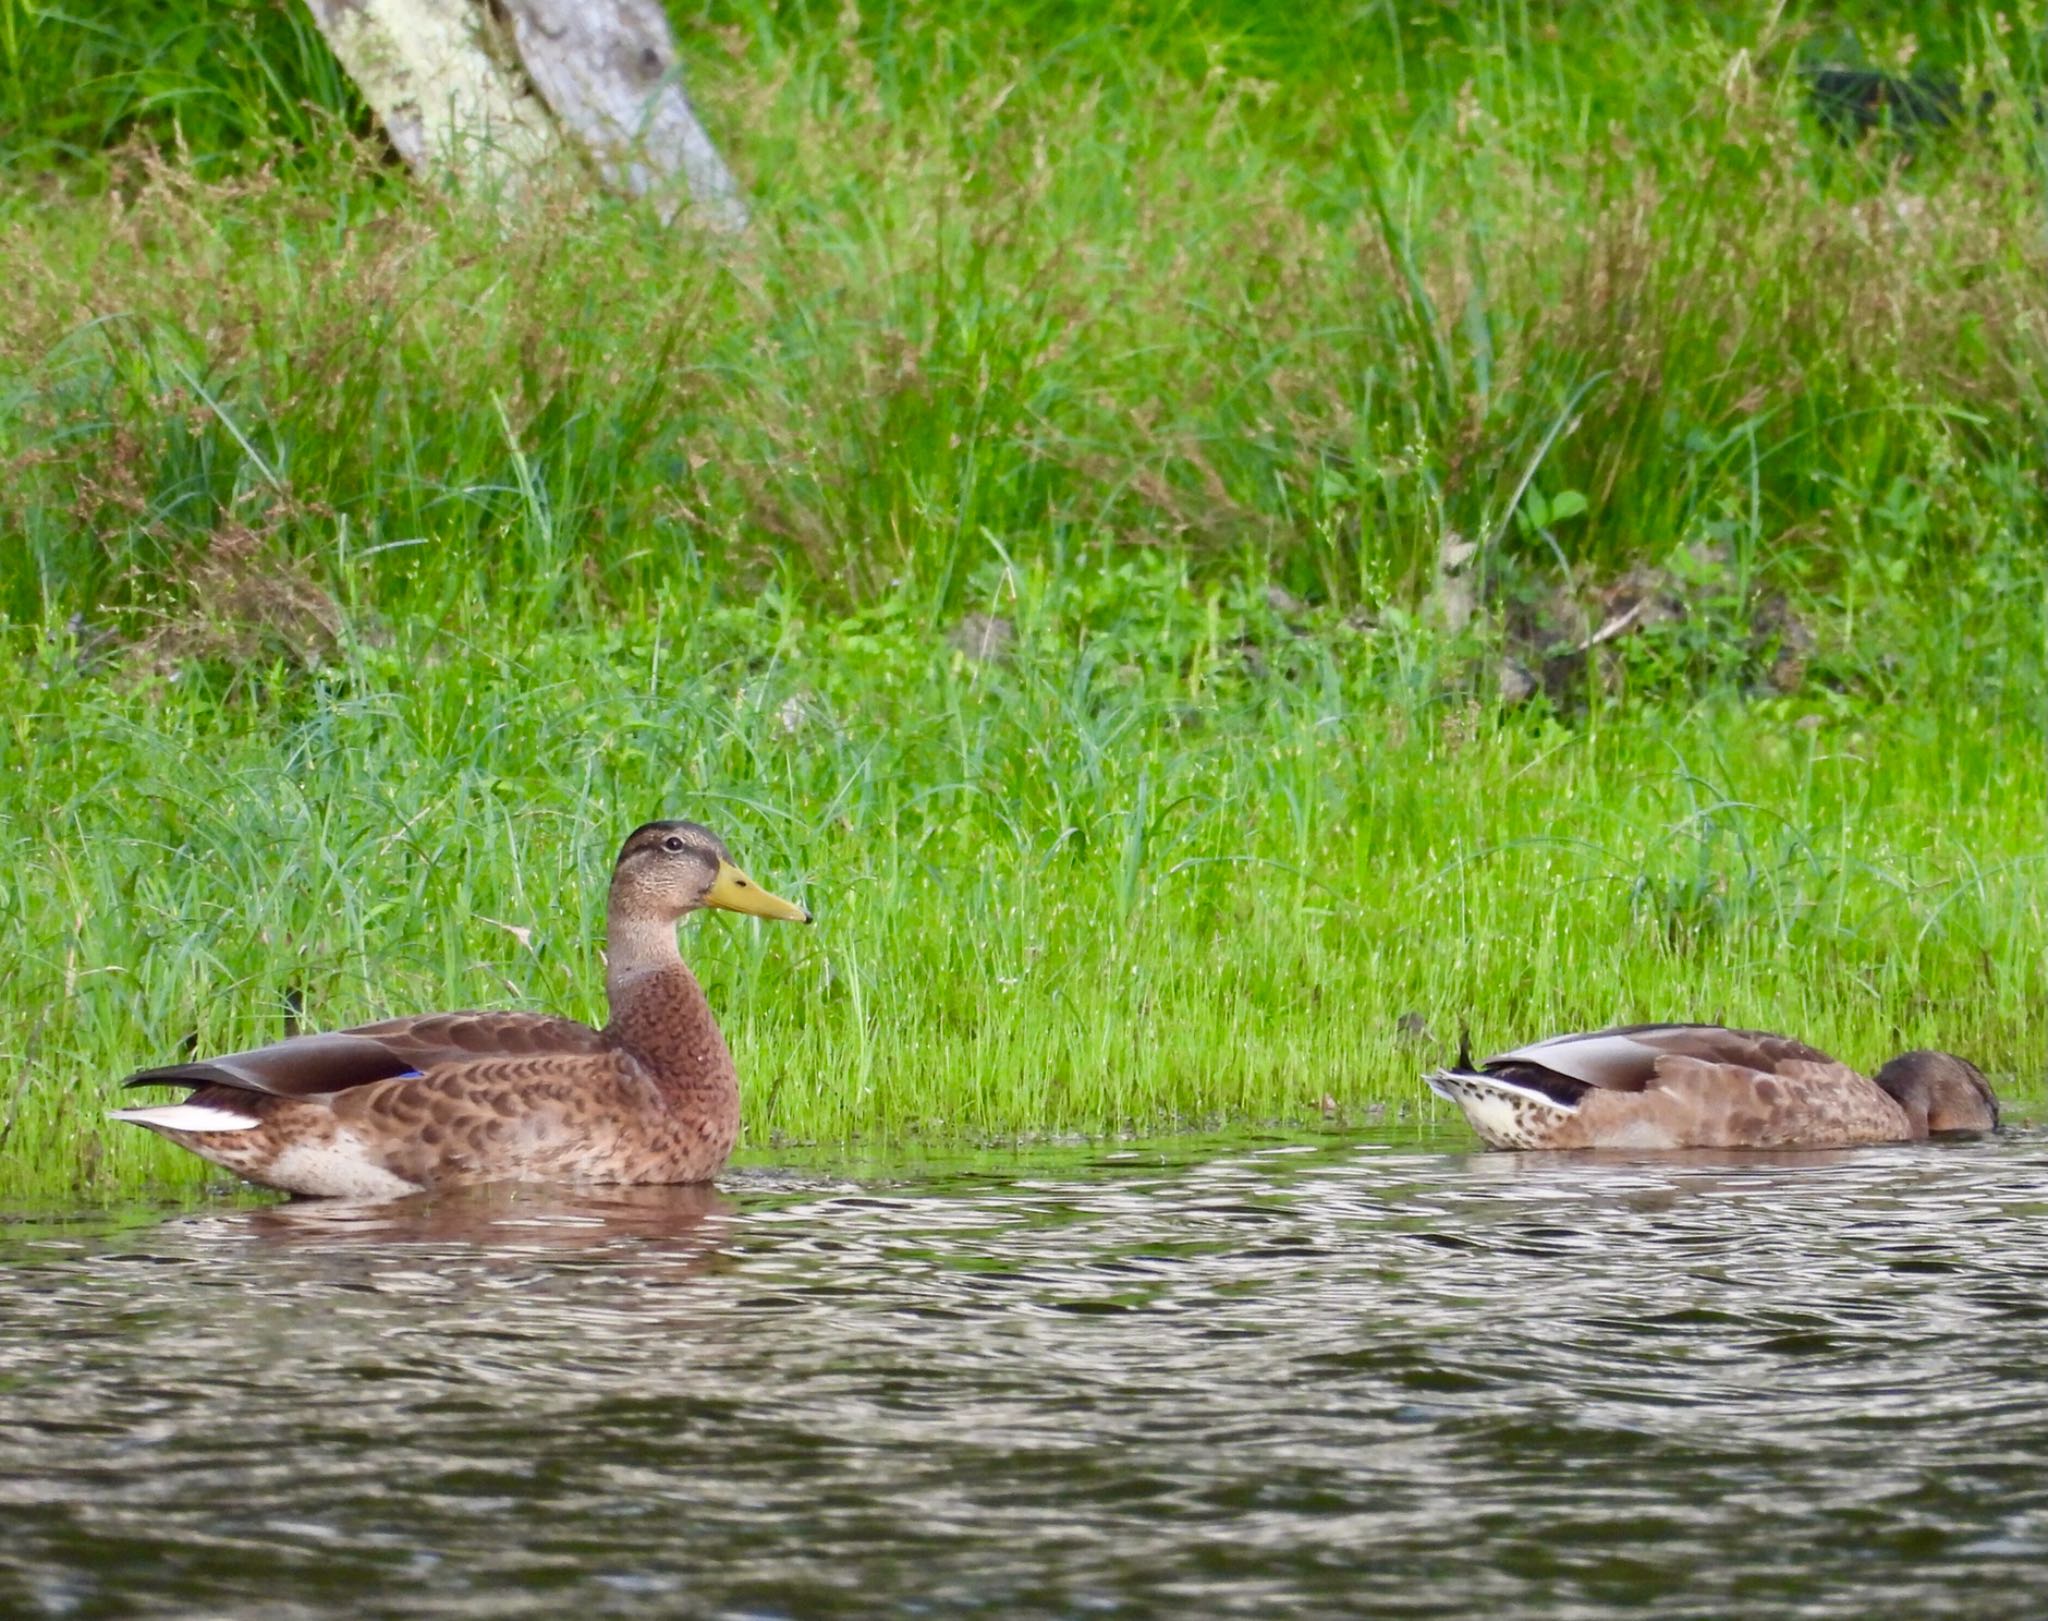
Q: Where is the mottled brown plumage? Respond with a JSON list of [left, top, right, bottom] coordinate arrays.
[[1426, 1022, 1999, 1152], [110, 821, 811, 1198]]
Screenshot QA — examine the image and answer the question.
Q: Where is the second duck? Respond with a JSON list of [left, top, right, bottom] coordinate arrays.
[[1428, 1022, 1998, 1151]]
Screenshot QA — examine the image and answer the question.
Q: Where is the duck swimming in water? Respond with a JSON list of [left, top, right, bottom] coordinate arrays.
[[111, 821, 810, 1198], [1427, 1022, 1998, 1151]]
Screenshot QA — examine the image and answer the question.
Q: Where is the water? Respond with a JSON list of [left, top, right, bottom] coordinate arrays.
[[4, 1131, 2047, 1619]]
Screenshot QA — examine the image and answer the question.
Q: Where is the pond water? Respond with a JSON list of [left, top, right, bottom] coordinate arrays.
[[3, 1130, 2047, 1619]]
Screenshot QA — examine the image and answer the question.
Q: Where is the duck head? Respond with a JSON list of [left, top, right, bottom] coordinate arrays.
[[1872, 1050, 1999, 1136], [609, 821, 812, 928]]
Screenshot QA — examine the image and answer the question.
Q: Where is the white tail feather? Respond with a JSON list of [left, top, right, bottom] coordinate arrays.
[[1426, 1069, 1577, 1150], [108, 1103, 262, 1134]]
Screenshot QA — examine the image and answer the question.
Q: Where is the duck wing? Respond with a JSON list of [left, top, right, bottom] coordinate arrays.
[[1483, 1023, 1841, 1100], [122, 1011, 608, 1101], [1573, 1050, 1902, 1148], [325, 1052, 688, 1187]]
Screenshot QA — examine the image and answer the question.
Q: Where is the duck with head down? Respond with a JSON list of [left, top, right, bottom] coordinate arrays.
[[111, 821, 811, 1198], [1427, 1022, 1999, 1152]]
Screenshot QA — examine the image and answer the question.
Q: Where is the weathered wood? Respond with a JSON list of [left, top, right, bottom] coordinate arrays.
[[301, 0, 558, 184], [300, 0, 747, 231], [499, 0, 749, 232]]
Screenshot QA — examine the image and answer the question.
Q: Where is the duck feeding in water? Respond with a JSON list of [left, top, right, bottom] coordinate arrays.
[[1427, 1023, 1998, 1152], [111, 821, 811, 1198]]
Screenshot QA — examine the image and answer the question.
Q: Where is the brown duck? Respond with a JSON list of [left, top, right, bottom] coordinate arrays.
[[1427, 1023, 1999, 1151], [110, 821, 811, 1198]]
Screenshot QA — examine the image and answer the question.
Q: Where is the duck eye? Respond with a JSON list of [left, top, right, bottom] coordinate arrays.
[[662, 836, 685, 853]]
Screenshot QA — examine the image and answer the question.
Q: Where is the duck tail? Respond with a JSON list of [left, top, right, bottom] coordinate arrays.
[[107, 1101, 263, 1135], [1424, 1066, 1577, 1150]]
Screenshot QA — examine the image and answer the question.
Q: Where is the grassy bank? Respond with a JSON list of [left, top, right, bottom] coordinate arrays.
[[4, 565, 2041, 1199], [1, 2, 2045, 1198]]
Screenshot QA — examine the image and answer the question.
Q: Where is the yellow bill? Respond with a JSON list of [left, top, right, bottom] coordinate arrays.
[[704, 858, 812, 923]]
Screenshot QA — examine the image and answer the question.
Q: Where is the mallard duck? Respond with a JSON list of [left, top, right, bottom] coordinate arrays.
[[1426, 1023, 1998, 1151], [110, 821, 810, 1198]]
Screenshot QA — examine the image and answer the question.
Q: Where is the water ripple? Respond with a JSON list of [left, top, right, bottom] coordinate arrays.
[[3, 1133, 2046, 1617]]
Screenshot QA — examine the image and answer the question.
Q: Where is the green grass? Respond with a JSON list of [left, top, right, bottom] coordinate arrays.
[[3, 561, 2041, 1199], [0, 2, 2044, 1199]]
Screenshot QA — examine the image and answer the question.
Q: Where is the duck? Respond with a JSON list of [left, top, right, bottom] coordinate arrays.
[[1426, 1022, 1998, 1151], [110, 821, 811, 1198]]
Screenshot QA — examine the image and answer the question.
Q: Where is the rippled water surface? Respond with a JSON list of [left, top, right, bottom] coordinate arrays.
[[5, 1131, 2048, 1618]]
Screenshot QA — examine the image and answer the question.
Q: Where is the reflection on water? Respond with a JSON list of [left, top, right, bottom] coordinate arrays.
[[4, 1132, 2048, 1618], [241, 1178, 737, 1249]]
